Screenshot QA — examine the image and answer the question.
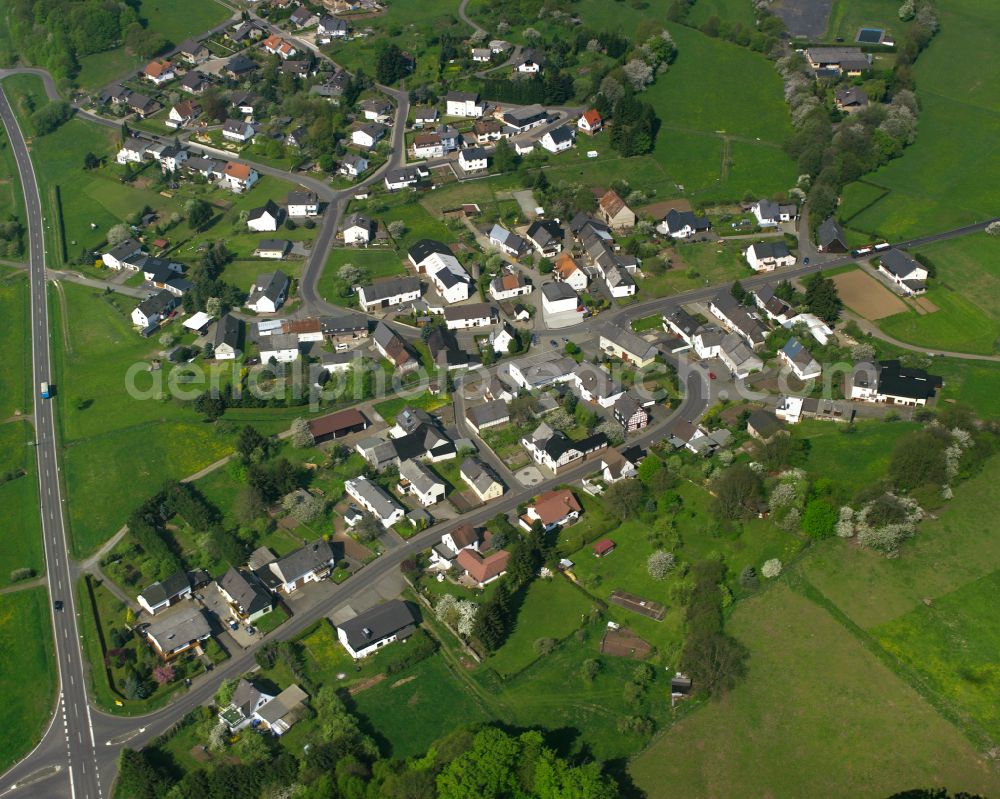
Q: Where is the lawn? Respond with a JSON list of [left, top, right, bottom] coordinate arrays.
[[639, 237, 753, 296], [933, 359, 1000, 419], [825, 0, 902, 42], [0, 421, 44, 588], [795, 418, 921, 501], [49, 281, 234, 555], [801, 454, 1000, 630], [688, 0, 757, 28], [873, 233, 1000, 355], [352, 654, 493, 759], [485, 577, 596, 679], [629, 582, 1000, 798], [0, 268, 31, 417], [0, 587, 57, 773], [372, 389, 450, 422], [317, 248, 408, 308], [75, 0, 231, 90], [874, 569, 1000, 743], [839, 0, 1000, 240]]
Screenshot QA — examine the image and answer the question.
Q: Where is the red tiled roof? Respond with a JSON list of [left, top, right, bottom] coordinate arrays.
[[457, 548, 509, 584], [593, 538, 615, 556], [582, 108, 601, 126], [531, 489, 581, 526]]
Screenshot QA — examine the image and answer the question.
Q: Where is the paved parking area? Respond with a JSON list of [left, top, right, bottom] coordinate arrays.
[[515, 465, 545, 486]]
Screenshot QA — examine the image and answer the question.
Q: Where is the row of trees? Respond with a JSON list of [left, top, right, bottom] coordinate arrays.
[[119, 722, 619, 799]]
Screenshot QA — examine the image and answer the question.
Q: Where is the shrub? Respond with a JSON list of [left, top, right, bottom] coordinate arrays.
[[761, 559, 782, 579]]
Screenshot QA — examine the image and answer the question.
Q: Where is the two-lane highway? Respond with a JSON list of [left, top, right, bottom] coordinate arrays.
[[0, 89, 103, 799]]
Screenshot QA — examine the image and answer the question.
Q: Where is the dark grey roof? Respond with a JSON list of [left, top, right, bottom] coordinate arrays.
[[546, 126, 575, 145], [337, 599, 418, 651], [527, 219, 562, 247], [880, 249, 922, 279], [220, 567, 273, 616], [445, 90, 480, 103], [180, 71, 209, 90], [501, 104, 547, 127], [385, 165, 423, 183], [138, 571, 190, 607], [426, 327, 468, 368], [361, 275, 420, 302], [227, 54, 257, 73], [249, 271, 289, 304], [270, 539, 335, 584], [408, 239, 452, 264], [466, 399, 509, 428], [136, 290, 177, 319], [875, 360, 942, 401], [223, 119, 251, 134], [748, 242, 791, 259], [541, 281, 578, 301], [664, 208, 710, 233], [461, 146, 488, 161], [748, 409, 783, 438], [666, 308, 700, 338], [257, 239, 289, 252], [817, 217, 847, 249], [214, 314, 242, 350], [107, 237, 143, 260], [288, 190, 318, 205], [249, 199, 281, 221]]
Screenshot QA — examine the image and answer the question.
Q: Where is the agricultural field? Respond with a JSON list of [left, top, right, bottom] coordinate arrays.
[[838, 0, 1000, 240], [75, 0, 231, 90], [49, 281, 234, 555], [832, 267, 909, 320], [0, 421, 44, 588], [629, 582, 1000, 799], [0, 587, 57, 773], [0, 268, 31, 417]]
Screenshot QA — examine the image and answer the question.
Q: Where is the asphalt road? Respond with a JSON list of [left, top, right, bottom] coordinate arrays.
[[0, 89, 103, 799]]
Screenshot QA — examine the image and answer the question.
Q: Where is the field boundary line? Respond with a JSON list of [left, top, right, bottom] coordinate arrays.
[[786, 568, 998, 753]]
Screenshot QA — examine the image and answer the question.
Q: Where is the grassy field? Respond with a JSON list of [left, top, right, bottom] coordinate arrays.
[[485, 577, 595, 678], [75, 0, 231, 90], [825, 0, 902, 42], [0, 126, 25, 224], [873, 234, 1000, 355], [0, 269, 31, 417], [801, 454, 1000, 629], [352, 654, 492, 758], [874, 569, 1000, 742], [49, 281, 233, 555], [639, 238, 754, 296], [795, 419, 921, 501], [629, 582, 1000, 798], [0, 587, 56, 773], [0, 421, 44, 588], [688, 0, 756, 28], [838, 0, 1000, 240], [934, 359, 1000, 419]]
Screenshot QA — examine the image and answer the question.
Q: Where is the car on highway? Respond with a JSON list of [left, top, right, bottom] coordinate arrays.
[[53, 600, 64, 611]]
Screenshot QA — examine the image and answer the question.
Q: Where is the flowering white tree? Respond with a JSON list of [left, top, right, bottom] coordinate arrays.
[[762, 559, 782, 579], [836, 506, 855, 538], [208, 721, 228, 753], [623, 59, 654, 91], [899, 0, 916, 19], [290, 417, 314, 448], [436, 593, 458, 625], [456, 600, 478, 637], [986, 221, 1000, 236], [647, 551, 676, 580]]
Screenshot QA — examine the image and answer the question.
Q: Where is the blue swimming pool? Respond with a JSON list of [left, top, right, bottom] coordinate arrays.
[[857, 27, 885, 44]]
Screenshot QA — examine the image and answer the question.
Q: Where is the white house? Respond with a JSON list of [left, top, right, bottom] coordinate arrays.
[[779, 337, 822, 380], [490, 321, 516, 354], [540, 126, 575, 154], [444, 303, 494, 330], [359, 98, 392, 122], [352, 122, 387, 149], [383, 165, 428, 191], [692, 326, 723, 359], [342, 213, 374, 244], [131, 291, 178, 329], [540, 281, 579, 315], [116, 137, 149, 164], [246, 270, 289, 313], [339, 154, 368, 178], [411, 132, 444, 159], [488, 225, 526, 258], [658, 209, 710, 239], [247, 200, 281, 232], [413, 107, 439, 127], [222, 162, 259, 193], [254, 239, 290, 259], [421, 252, 472, 304], [877, 249, 928, 295], [489, 270, 531, 301], [850, 360, 942, 406], [267, 540, 337, 594], [472, 47, 492, 62], [745, 242, 796, 272], [605, 264, 636, 298], [317, 15, 348, 39], [103, 238, 143, 270], [137, 572, 192, 615], [222, 119, 255, 143], [515, 48, 544, 73], [445, 91, 484, 118], [345, 477, 405, 527], [577, 108, 602, 135], [213, 314, 241, 360], [751, 199, 797, 227], [143, 59, 175, 85], [287, 190, 319, 218], [167, 101, 201, 128], [718, 332, 763, 379], [553, 254, 588, 292], [397, 459, 446, 506], [599, 325, 657, 368], [262, 34, 297, 59], [358, 276, 422, 312], [337, 600, 417, 659], [458, 147, 488, 172], [259, 332, 300, 363]]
